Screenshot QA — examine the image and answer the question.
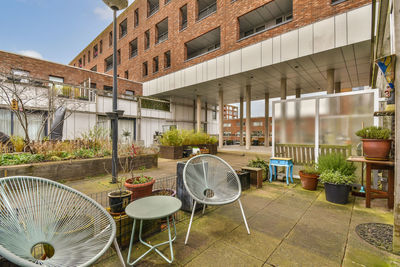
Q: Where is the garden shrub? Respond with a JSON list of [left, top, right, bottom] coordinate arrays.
[[355, 126, 391, 140]]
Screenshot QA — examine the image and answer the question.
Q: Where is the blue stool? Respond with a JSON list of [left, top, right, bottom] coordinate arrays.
[[269, 157, 294, 185]]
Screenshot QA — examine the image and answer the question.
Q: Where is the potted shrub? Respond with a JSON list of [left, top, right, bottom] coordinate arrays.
[[299, 162, 320, 191], [206, 136, 218, 155], [159, 129, 183, 159], [318, 153, 356, 204], [355, 126, 391, 160], [125, 167, 155, 201]]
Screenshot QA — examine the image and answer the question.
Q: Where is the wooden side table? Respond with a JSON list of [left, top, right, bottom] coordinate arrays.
[[241, 167, 263, 188], [347, 156, 394, 209]]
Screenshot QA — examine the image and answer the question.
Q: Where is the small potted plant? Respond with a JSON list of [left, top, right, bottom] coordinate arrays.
[[355, 126, 391, 160], [318, 153, 356, 204], [125, 167, 155, 201], [107, 177, 132, 214], [299, 162, 320, 191]]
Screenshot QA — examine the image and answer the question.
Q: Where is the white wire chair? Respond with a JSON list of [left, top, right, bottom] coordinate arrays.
[[183, 154, 250, 244], [0, 176, 125, 267]]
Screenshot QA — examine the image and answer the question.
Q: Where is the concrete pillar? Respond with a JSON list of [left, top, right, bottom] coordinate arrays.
[[281, 78, 287, 100], [245, 85, 251, 150], [196, 95, 201, 132], [335, 82, 341, 94], [392, 0, 400, 253], [327, 69, 335, 94], [192, 100, 196, 129], [204, 102, 208, 133], [295, 88, 301, 98], [218, 90, 224, 149], [264, 92, 269, 147], [239, 96, 244, 146]]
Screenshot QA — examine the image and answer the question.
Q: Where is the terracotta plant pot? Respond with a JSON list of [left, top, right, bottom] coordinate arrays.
[[299, 171, 319, 191], [125, 177, 155, 201], [362, 139, 392, 160]]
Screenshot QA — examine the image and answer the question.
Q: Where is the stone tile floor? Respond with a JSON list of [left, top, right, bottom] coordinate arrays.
[[94, 180, 400, 267]]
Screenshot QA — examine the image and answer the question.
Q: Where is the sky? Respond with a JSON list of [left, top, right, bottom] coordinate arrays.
[[0, 0, 135, 64]]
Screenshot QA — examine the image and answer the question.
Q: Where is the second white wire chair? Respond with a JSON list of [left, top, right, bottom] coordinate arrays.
[[183, 154, 250, 244]]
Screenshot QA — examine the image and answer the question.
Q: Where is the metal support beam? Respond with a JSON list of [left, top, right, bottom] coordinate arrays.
[[239, 96, 244, 146], [327, 69, 335, 94], [280, 78, 287, 100], [264, 92, 269, 147], [196, 95, 201, 132], [218, 90, 223, 149], [245, 85, 251, 150]]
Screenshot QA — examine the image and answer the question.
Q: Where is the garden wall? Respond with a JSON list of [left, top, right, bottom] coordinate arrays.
[[0, 154, 158, 181]]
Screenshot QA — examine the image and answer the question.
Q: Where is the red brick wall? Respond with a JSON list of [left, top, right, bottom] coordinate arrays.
[[223, 117, 272, 142], [71, 0, 371, 83], [0, 50, 142, 95]]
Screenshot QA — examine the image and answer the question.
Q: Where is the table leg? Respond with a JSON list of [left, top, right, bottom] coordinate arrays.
[[269, 164, 273, 182], [366, 163, 371, 208], [388, 168, 394, 209], [290, 165, 294, 183], [127, 219, 137, 265], [285, 166, 289, 185]]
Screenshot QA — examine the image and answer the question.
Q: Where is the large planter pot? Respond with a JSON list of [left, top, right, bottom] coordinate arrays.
[[125, 178, 155, 201], [236, 170, 250, 191], [299, 171, 319, 191], [159, 145, 183, 159], [362, 139, 392, 160], [324, 183, 351, 204], [206, 143, 218, 155], [152, 189, 176, 197], [177, 161, 204, 212], [107, 190, 132, 214]]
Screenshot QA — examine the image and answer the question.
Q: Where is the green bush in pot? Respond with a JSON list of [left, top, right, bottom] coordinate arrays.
[[355, 126, 392, 160], [317, 153, 356, 204]]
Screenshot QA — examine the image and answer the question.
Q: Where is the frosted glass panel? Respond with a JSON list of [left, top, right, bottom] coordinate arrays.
[[274, 99, 316, 144], [0, 109, 11, 135], [319, 93, 374, 146]]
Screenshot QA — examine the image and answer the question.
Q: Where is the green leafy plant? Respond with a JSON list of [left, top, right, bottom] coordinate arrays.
[[10, 136, 25, 152], [355, 126, 391, 140], [319, 170, 355, 185], [317, 153, 356, 177], [248, 156, 269, 178], [160, 129, 183, 146], [207, 136, 218, 144], [301, 162, 319, 175]]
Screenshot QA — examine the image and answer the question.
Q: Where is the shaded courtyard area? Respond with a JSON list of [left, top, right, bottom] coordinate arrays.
[[60, 152, 400, 266]]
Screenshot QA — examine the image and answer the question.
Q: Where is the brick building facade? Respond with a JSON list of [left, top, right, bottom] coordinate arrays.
[[223, 117, 272, 144], [70, 0, 370, 83]]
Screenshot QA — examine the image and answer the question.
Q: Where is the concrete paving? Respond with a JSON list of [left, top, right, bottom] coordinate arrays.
[[92, 180, 400, 267]]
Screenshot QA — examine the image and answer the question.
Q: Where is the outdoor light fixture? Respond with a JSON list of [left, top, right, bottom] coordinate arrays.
[[103, 0, 128, 183]]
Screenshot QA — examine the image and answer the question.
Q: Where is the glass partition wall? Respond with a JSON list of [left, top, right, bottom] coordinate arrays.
[[272, 90, 378, 162]]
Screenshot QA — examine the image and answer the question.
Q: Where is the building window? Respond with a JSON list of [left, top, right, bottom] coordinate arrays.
[[90, 65, 97, 72], [185, 27, 220, 60], [93, 44, 98, 58], [164, 50, 171, 69], [223, 132, 231, 137], [165, 0, 171, 4], [153, 56, 159, 73], [144, 30, 150, 50], [134, 8, 139, 27], [147, 0, 159, 17], [253, 121, 263, 126], [143, 61, 148, 77], [78, 58, 82, 68], [124, 70, 129, 79], [180, 4, 188, 30], [129, 38, 138, 58], [238, 1, 293, 40], [90, 83, 97, 88], [212, 107, 217, 120], [223, 123, 231, 127], [104, 85, 113, 91], [117, 49, 121, 65], [156, 18, 168, 44], [88, 51, 91, 63], [126, 90, 135, 96], [100, 40, 103, 53], [109, 31, 113, 46], [119, 19, 128, 38], [197, 0, 217, 21], [331, 0, 347, 4], [105, 55, 113, 72], [83, 55, 86, 66], [11, 69, 30, 83]]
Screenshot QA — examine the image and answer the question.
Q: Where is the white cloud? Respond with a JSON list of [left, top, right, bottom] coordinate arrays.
[[94, 6, 113, 21], [17, 50, 43, 60]]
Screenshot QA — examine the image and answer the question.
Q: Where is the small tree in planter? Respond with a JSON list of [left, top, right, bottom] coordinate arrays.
[[355, 126, 391, 160], [159, 129, 183, 159], [299, 162, 320, 191], [206, 136, 218, 154], [318, 153, 356, 204]]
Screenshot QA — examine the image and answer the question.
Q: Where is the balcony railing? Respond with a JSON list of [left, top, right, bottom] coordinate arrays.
[[157, 32, 168, 44], [148, 4, 159, 17], [198, 2, 216, 21], [130, 49, 138, 58]]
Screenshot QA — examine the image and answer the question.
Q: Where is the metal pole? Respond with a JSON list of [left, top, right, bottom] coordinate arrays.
[[111, 8, 118, 184]]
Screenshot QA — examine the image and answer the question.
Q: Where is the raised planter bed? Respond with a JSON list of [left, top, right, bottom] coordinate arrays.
[[0, 153, 158, 181], [159, 145, 183, 159]]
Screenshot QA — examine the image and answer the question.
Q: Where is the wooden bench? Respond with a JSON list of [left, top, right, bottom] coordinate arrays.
[[241, 167, 263, 189], [274, 144, 352, 165]]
